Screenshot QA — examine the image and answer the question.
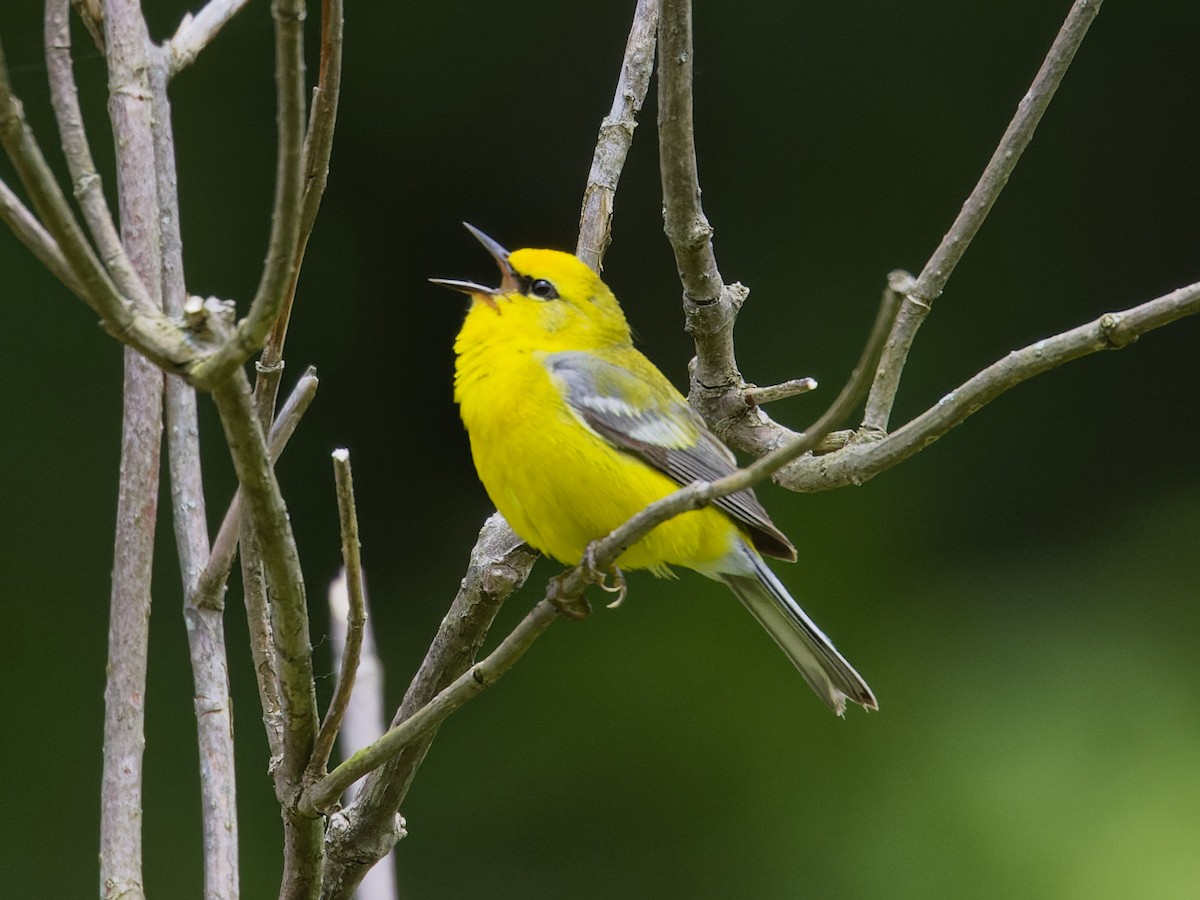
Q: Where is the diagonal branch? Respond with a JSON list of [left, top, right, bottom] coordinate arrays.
[[0, 178, 83, 297], [777, 279, 1200, 492], [861, 0, 1106, 434], [576, 0, 659, 271], [45, 0, 156, 316]]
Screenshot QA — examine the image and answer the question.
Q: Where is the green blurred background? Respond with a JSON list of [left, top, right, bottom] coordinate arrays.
[[2, 1, 1198, 897]]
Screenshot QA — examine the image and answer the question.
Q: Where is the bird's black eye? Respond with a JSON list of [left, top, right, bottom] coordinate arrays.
[[529, 278, 558, 300]]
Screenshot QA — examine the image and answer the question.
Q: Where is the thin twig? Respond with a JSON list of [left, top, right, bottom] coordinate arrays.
[[744, 377, 818, 406], [194, 367, 320, 612], [860, 0, 1105, 434], [45, 0, 155, 315], [307, 450, 367, 781], [778, 279, 1200, 492], [576, 0, 659, 271], [141, 38, 243, 896], [0, 178, 84, 297], [167, 0, 254, 76], [254, 0, 344, 426], [190, 0, 309, 387], [326, 572, 398, 900], [0, 36, 190, 367]]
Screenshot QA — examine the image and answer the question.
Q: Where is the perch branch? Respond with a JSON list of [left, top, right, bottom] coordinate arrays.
[[319, 516, 538, 898], [861, 0, 1106, 434], [303, 597, 558, 818]]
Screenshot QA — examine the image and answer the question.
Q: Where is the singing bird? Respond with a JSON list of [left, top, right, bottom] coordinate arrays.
[[434, 225, 876, 714]]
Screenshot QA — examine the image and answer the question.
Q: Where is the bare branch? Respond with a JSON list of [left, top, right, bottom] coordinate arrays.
[[303, 598, 558, 819], [211, 368, 322, 898], [0, 178, 84, 297], [99, 352, 162, 900], [326, 572, 397, 900], [168, 0, 254, 76], [190, 0, 309, 386], [255, 0, 345, 425], [307, 449, 367, 781], [0, 36, 191, 369], [861, 0, 1105, 433], [778, 279, 1200, 492], [744, 377, 818, 406], [656, 0, 788, 450], [194, 367, 320, 613], [45, 0, 156, 316], [576, 0, 659, 270], [98, 3, 166, 895]]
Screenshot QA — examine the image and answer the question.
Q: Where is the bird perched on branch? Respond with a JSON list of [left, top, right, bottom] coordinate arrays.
[[434, 225, 876, 715]]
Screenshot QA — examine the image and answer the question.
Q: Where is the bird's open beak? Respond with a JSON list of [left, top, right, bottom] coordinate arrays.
[[429, 223, 521, 311]]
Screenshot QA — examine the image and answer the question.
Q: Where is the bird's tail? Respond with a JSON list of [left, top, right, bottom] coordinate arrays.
[[720, 547, 877, 715]]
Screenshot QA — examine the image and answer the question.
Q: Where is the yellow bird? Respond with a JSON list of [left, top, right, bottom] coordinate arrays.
[[434, 225, 876, 715]]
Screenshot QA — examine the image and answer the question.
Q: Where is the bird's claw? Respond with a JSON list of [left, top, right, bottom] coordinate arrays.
[[581, 544, 627, 609]]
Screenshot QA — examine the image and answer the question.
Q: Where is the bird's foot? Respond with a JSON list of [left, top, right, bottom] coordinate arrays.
[[546, 568, 592, 620], [581, 544, 628, 609]]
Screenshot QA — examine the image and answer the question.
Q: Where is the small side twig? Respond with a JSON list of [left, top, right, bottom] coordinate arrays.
[[307, 450, 367, 781], [167, 0, 254, 77], [744, 377, 818, 406]]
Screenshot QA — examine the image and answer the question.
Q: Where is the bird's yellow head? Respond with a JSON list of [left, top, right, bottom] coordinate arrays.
[[433, 224, 632, 354]]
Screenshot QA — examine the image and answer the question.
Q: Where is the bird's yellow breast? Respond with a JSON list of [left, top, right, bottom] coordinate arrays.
[[454, 308, 736, 572]]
